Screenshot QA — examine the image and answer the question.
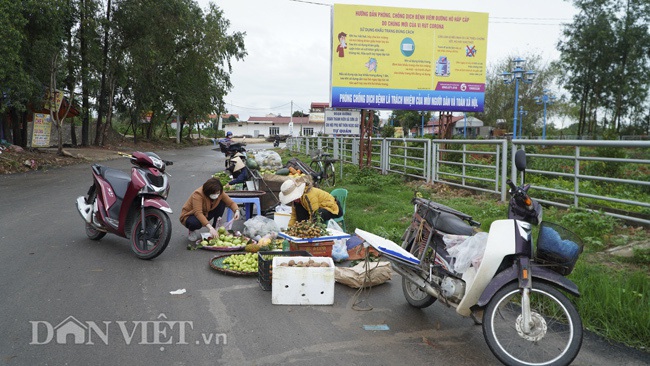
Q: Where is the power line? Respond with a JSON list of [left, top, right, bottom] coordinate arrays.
[[491, 16, 571, 21], [225, 101, 292, 111], [490, 21, 569, 26], [288, 0, 331, 7]]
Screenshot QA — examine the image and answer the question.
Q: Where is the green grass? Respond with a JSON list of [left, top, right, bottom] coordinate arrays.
[[276, 148, 650, 351], [571, 262, 650, 350]]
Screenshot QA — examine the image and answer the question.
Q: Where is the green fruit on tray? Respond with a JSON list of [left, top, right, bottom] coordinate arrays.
[[222, 253, 258, 272], [246, 158, 259, 170], [275, 168, 290, 176]]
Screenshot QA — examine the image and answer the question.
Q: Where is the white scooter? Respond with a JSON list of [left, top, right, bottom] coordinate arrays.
[[357, 150, 584, 366]]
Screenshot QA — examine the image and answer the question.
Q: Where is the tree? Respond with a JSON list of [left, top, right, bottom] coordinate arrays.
[[559, 0, 650, 136], [111, 0, 246, 142], [479, 54, 565, 137]]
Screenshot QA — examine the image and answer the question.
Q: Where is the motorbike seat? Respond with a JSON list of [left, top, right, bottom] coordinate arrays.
[[96, 166, 130, 199], [435, 212, 475, 236]]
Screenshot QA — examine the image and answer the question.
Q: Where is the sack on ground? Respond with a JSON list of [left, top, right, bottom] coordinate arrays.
[[335, 261, 392, 288]]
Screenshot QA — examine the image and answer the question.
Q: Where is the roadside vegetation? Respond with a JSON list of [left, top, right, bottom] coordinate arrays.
[[278, 148, 650, 351]]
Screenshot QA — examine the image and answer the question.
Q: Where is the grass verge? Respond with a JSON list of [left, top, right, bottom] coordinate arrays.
[[277, 149, 650, 351]]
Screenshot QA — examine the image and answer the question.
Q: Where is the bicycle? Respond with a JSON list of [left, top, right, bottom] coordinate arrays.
[[309, 150, 337, 187]]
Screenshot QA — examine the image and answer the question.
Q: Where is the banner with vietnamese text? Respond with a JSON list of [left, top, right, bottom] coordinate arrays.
[[331, 4, 488, 112], [31, 113, 52, 147]]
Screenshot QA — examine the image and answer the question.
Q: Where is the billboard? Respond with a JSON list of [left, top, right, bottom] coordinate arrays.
[[331, 4, 488, 112], [31, 113, 52, 147]]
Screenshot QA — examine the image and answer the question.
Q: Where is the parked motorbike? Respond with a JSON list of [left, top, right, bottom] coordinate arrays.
[[219, 139, 247, 167], [75, 151, 173, 260], [357, 150, 584, 366]]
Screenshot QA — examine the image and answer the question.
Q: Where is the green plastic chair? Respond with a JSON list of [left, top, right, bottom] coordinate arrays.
[[330, 188, 348, 232]]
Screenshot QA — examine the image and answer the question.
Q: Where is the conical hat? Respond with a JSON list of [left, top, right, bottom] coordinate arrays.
[[231, 158, 246, 172]]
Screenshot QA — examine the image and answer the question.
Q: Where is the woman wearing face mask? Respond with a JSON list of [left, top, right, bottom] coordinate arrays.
[[180, 177, 241, 241]]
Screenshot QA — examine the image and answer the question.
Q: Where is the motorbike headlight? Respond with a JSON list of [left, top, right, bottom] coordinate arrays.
[[150, 156, 164, 170]]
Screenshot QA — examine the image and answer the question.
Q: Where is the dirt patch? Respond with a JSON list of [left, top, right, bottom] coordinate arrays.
[[0, 137, 196, 175]]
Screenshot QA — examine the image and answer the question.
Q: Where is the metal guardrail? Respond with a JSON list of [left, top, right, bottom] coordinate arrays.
[[512, 140, 650, 225], [288, 137, 650, 225]]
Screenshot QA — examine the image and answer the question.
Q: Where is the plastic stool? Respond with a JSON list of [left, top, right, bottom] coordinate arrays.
[[227, 197, 262, 221]]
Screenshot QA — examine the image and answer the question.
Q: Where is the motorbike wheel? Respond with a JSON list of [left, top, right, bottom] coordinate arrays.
[[130, 208, 171, 260], [402, 277, 436, 308], [85, 223, 106, 240], [402, 240, 436, 308], [482, 281, 583, 366]]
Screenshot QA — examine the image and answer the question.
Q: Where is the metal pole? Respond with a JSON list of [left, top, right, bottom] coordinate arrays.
[[421, 113, 424, 137], [463, 113, 467, 138], [513, 78, 519, 140], [519, 106, 524, 138], [542, 97, 547, 140]]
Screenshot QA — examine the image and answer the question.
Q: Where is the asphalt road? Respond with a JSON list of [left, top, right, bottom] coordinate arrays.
[[1, 144, 648, 366]]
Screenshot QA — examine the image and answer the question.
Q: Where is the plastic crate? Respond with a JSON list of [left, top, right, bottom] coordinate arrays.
[[258, 250, 311, 291], [289, 240, 334, 257], [535, 222, 584, 275]]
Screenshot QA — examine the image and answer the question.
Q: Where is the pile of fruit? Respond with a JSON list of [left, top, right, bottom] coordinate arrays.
[[203, 227, 249, 247], [222, 253, 258, 272], [212, 171, 234, 190], [257, 168, 276, 175], [284, 220, 328, 238], [244, 234, 283, 253], [287, 166, 306, 178], [188, 227, 252, 250], [279, 259, 330, 268]]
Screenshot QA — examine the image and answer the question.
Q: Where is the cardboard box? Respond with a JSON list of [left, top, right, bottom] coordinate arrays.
[[271, 256, 335, 305]]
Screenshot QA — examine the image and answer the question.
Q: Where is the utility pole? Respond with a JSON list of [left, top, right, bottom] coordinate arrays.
[[359, 109, 374, 168]]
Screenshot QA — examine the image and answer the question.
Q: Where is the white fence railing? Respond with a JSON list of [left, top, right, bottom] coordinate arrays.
[[287, 137, 650, 225]]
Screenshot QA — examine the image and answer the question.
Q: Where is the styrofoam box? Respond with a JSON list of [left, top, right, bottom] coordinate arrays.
[[271, 256, 335, 305]]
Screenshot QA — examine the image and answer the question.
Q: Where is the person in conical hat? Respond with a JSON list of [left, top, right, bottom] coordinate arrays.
[[279, 176, 342, 227], [225, 155, 249, 188]]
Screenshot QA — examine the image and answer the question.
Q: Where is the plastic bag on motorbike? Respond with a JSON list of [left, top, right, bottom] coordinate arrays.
[[442, 234, 470, 250], [447, 232, 488, 273]]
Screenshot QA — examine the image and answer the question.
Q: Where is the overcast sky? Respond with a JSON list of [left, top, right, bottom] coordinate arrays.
[[196, 0, 577, 120]]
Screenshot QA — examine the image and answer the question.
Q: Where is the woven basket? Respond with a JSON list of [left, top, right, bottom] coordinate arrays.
[[209, 253, 258, 276]]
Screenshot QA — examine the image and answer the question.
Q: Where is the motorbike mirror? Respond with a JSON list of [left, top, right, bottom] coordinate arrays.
[[514, 150, 527, 172]]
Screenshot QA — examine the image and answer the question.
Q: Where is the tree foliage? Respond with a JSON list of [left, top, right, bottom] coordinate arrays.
[[1, 0, 246, 147], [558, 0, 650, 136], [479, 54, 565, 136], [389, 110, 431, 135]]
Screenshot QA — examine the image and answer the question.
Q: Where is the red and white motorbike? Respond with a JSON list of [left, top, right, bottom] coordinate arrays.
[[76, 151, 173, 259], [358, 150, 584, 366]]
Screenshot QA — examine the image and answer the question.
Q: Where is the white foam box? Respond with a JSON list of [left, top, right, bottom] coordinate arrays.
[[271, 256, 335, 305]]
